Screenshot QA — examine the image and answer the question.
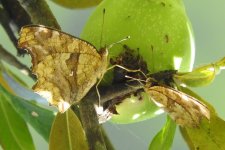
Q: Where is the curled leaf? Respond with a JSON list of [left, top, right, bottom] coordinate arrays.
[[174, 56, 225, 87]]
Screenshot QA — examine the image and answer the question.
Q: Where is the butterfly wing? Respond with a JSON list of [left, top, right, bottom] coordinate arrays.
[[18, 25, 107, 112], [145, 86, 210, 127]]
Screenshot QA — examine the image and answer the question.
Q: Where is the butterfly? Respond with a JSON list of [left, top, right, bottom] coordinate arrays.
[[124, 71, 210, 127], [18, 25, 109, 112]]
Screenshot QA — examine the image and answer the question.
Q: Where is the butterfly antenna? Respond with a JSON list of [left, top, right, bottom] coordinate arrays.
[[100, 8, 106, 48], [125, 75, 146, 86], [107, 36, 131, 50]]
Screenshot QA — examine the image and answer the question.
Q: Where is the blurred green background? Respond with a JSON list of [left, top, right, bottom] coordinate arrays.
[[0, 0, 225, 150]]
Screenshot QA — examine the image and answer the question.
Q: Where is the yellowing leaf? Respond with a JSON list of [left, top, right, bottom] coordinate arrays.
[[49, 108, 89, 150], [0, 85, 35, 150]]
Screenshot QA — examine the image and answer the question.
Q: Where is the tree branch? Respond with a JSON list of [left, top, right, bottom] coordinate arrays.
[[78, 81, 142, 150], [0, 44, 36, 80], [16, 0, 60, 28]]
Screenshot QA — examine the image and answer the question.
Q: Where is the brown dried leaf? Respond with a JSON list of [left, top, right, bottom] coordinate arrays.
[[145, 85, 210, 127], [18, 25, 108, 112]]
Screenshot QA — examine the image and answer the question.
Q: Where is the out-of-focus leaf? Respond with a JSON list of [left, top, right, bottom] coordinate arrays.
[[180, 87, 225, 150], [5, 68, 28, 87], [49, 108, 89, 150], [0, 85, 55, 141], [51, 0, 102, 9], [149, 116, 176, 150], [174, 56, 225, 87], [1, 85, 55, 141], [0, 85, 35, 150], [0, 73, 14, 94], [215, 57, 225, 70]]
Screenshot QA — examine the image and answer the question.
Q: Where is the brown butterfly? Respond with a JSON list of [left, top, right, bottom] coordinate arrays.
[[126, 75, 210, 127], [145, 85, 210, 127], [18, 25, 108, 112]]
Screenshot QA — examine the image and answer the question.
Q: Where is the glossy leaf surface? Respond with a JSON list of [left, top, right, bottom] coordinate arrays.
[[149, 116, 176, 150], [49, 109, 88, 150]]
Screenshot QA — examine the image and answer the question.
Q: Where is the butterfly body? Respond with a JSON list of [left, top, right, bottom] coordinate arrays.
[[18, 25, 108, 112]]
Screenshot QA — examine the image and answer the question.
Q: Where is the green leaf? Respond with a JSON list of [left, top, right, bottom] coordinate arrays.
[[149, 116, 176, 150], [180, 87, 225, 150], [51, 0, 102, 9], [174, 56, 225, 87], [1, 84, 55, 141], [4, 68, 28, 87], [49, 109, 89, 150], [0, 85, 35, 150]]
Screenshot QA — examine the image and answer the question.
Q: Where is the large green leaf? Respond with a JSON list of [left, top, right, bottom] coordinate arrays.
[[149, 116, 176, 150], [49, 108, 89, 150], [180, 87, 225, 150], [0, 85, 35, 150], [1, 84, 55, 141]]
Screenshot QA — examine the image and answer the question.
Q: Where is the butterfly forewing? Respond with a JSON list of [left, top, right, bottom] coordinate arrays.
[[145, 85, 210, 127], [18, 25, 108, 112]]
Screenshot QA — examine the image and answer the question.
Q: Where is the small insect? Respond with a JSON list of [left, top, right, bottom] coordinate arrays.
[[126, 75, 210, 127]]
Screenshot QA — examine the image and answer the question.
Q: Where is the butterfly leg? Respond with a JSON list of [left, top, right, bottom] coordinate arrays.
[[95, 64, 147, 106]]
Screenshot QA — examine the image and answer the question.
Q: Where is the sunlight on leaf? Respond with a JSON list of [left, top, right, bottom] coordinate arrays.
[[0, 85, 35, 150], [174, 56, 225, 87], [180, 87, 225, 150], [51, 0, 102, 9], [49, 108, 89, 150], [149, 116, 176, 150]]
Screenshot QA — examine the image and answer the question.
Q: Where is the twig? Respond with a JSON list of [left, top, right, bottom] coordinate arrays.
[[0, 44, 36, 80]]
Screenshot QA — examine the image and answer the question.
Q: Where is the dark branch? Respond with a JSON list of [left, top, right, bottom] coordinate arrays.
[[0, 45, 36, 80], [0, 0, 60, 55], [0, 7, 26, 55], [17, 0, 60, 29]]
